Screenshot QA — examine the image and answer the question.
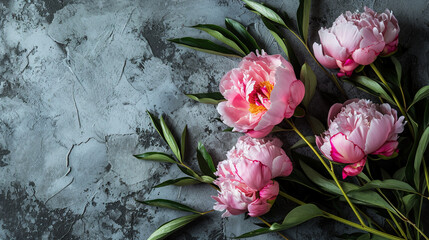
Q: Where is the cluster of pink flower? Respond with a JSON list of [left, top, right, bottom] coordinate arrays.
[[212, 7, 405, 217]]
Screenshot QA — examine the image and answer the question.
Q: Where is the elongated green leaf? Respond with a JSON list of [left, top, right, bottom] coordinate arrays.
[[300, 63, 317, 108], [348, 179, 416, 194], [178, 165, 200, 179], [186, 92, 225, 104], [408, 85, 429, 110], [414, 126, 429, 175], [197, 142, 216, 178], [300, 161, 395, 212], [290, 136, 315, 149], [154, 177, 200, 188], [160, 116, 181, 161], [134, 152, 176, 163], [168, 37, 242, 58], [147, 213, 202, 240], [307, 115, 325, 135], [243, 0, 287, 27], [296, 0, 311, 44], [236, 204, 323, 238], [137, 199, 200, 213], [391, 56, 402, 84], [259, 17, 299, 75], [192, 24, 248, 55], [147, 111, 166, 141], [402, 194, 419, 215], [181, 126, 187, 161], [280, 169, 328, 195], [347, 76, 395, 105], [225, 18, 260, 51]]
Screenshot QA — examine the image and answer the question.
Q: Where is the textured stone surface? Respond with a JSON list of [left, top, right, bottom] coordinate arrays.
[[0, 0, 428, 239]]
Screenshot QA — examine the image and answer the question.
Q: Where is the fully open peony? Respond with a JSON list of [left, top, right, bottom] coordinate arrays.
[[313, 7, 399, 76], [316, 99, 405, 179], [213, 136, 292, 217], [217, 50, 305, 138]]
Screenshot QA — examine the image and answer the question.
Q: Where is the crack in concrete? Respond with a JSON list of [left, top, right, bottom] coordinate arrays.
[[19, 47, 36, 74], [44, 177, 74, 204], [71, 83, 81, 129], [122, 8, 136, 34]]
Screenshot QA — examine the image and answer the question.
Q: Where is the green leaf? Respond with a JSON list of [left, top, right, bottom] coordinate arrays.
[[280, 204, 323, 226], [178, 165, 200, 179], [259, 17, 300, 75], [154, 177, 200, 188], [280, 169, 329, 195], [402, 194, 419, 215], [136, 199, 200, 213], [185, 92, 225, 104], [306, 115, 325, 135], [236, 204, 323, 238], [337, 233, 371, 240], [296, 0, 311, 44], [192, 24, 248, 55], [408, 85, 429, 110], [293, 106, 306, 118], [134, 152, 176, 163], [168, 37, 242, 58], [197, 142, 216, 178], [160, 116, 181, 161], [242, 0, 287, 27], [181, 125, 187, 161], [300, 63, 317, 108], [347, 76, 395, 105], [201, 175, 216, 183], [300, 161, 395, 212], [147, 111, 166, 141], [290, 136, 315, 149], [147, 213, 202, 240], [348, 179, 416, 194], [225, 18, 260, 51], [414, 126, 429, 176], [391, 56, 402, 84]]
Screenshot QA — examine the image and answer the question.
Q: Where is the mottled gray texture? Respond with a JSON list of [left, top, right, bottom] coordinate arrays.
[[0, 0, 428, 239]]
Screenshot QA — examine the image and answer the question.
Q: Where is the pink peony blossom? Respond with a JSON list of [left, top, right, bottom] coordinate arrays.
[[217, 50, 305, 138], [316, 99, 405, 179], [313, 7, 399, 76], [213, 136, 292, 217]]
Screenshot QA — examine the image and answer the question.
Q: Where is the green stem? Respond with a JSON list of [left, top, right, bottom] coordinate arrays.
[[285, 119, 366, 227], [388, 210, 408, 240], [257, 216, 289, 240], [369, 63, 414, 137], [283, 26, 348, 99], [278, 191, 404, 240]]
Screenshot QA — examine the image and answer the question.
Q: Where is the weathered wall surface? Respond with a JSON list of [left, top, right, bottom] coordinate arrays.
[[0, 0, 428, 239]]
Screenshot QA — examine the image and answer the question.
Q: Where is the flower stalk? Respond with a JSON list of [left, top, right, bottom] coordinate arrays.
[[285, 119, 366, 227]]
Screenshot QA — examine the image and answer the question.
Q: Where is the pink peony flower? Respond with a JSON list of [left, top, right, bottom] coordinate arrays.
[[316, 99, 405, 179], [213, 136, 293, 217], [313, 7, 399, 76], [217, 50, 305, 138]]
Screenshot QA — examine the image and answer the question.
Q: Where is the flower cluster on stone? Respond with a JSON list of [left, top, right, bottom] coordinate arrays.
[[212, 136, 293, 217], [313, 7, 399, 76], [316, 99, 405, 179], [217, 50, 305, 138]]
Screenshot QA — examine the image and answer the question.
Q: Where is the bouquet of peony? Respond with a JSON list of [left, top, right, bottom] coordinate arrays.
[[134, 1, 429, 239]]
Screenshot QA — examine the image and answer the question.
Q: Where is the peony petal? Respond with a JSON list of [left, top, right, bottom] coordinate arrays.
[[319, 28, 348, 61], [246, 126, 274, 138], [332, 22, 361, 53], [330, 133, 366, 164], [313, 42, 338, 68], [342, 158, 366, 179], [373, 141, 398, 156], [236, 160, 272, 191], [364, 115, 392, 153]]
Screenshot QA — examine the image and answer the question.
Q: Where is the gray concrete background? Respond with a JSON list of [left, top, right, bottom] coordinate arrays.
[[0, 0, 428, 239]]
